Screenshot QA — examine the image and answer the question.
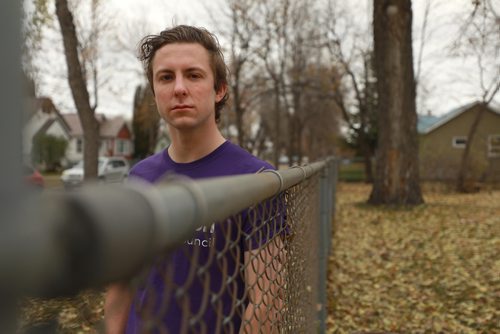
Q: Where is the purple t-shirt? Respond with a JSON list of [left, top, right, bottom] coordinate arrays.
[[125, 141, 283, 333]]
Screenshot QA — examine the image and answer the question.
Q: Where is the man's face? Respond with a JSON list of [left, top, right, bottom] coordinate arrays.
[[151, 43, 226, 131]]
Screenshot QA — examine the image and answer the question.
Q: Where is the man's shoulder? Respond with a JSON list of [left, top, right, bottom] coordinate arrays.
[[222, 142, 275, 174], [129, 150, 168, 183]]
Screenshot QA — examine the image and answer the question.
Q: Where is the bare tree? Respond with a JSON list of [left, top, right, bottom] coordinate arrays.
[[322, 0, 378, 182], [369, 0, 424, 205], [107, 12, 171, 160], [414, 0, 431, 87], [22, 0, 51, 87], [300, 63, 342, 161], [132, 84, 159, 159], [284, 0, 329, 165], [250, 0, 333, 166], [55, 0, 99, 179], [27, 0, 112, 179], [453, 0, 500, 192], [216, 0, 342, 164], [224, 0, 260, 149], [253, 0, 292, 167]]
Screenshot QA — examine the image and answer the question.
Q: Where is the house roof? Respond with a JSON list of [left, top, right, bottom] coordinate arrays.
[[28, 97, 72, 135], [100, 116, 128, 137], [62, 114, 83, 136], [417, 115, 440, 133], [62, 113, 130, 138], [25, 97, 51, 121], [33, 118, 56, 138], [38, 97, 58, 114], [418, 101, 500, 134], [25, 97, 59, 119]]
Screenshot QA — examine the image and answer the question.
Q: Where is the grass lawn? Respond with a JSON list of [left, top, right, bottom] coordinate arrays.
[[42, 173, 64, 189], [338, 162, 366, 182], [328, 183, 500, 333]]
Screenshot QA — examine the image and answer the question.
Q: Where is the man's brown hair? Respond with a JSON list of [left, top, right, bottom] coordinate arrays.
[[138, 25, 229, 122]]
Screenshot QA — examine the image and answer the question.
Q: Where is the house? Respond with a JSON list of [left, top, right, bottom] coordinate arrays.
[[63, 113, 134, 164], [24, 97, 134, 168], [154, 119, 171, 153], [23, 97, 72, 164], [418, 101, 500, 182]]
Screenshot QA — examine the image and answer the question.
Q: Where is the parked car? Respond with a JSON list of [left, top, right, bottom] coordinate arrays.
[[61, 157, 129, 188], [24, 164, 44, 189]]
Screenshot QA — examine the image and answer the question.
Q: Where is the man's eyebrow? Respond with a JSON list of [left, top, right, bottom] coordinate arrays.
[[154, 68, 173, 76], [185, 66, 206, 73], [155, 67, 206, 75]]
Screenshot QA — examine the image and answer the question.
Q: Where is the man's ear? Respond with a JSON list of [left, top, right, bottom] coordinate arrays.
[[215, 84, 228, 103]]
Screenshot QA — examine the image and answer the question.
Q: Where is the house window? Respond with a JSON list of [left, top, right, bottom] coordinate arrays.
[[116, 139, 129, 155], [76, 138, 83, 153], [452, 136, 467, 148], [488, 135, 500, 158]]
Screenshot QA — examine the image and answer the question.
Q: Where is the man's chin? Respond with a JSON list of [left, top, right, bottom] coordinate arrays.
[[166, 114, 214, 131], [167, 118, 199, 130]]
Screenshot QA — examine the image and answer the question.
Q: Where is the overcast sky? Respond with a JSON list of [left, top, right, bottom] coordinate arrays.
[[34, 0, 499, 118]]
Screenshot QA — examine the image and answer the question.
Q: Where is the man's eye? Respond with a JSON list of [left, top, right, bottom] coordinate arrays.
[[189, 73, 202, 79], [160, 74, 173, 81]]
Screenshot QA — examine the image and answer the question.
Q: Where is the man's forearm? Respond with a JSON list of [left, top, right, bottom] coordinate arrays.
[[242, 238, 285, 333], [104, 282, 132, 334], [240, 303, 273, 334], [240, 292, 283, 334]]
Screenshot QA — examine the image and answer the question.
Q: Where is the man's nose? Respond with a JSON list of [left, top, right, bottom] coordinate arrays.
[[174, 77, 187, 96]]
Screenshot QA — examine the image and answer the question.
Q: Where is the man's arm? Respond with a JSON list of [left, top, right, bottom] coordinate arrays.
[[240, 236, 286, 334], [104, 282, 133, 334]]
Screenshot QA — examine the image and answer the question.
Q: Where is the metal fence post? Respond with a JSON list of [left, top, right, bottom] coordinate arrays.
[[0, 1, 24, 332], [0, 0, 24, 221], [328, 158, 338, 254], [318, 165, 330, 333]]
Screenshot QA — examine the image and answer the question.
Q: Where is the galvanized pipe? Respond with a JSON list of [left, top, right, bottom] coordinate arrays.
[[1, 160, 330, 296], [318, 167, 330, 333], [0, 1, 25, 332]]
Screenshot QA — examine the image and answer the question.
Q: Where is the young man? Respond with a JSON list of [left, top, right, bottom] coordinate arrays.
[[104, 25, 285, 333]]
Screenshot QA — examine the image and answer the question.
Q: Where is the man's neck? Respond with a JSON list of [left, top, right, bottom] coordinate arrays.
[[167, 125, 226, 163]]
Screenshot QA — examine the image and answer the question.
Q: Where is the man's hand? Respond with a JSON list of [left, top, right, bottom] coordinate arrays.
[[104, 282, 132, 334]]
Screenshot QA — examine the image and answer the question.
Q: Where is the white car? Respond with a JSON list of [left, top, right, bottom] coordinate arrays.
[[61, 157, 129, 187]]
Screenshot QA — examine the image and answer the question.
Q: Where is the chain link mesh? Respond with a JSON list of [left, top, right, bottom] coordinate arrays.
[[127, 173, 321, 333]]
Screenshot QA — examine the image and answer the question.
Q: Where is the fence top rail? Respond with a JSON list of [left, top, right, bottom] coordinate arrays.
[[0, 158, 336, 297]]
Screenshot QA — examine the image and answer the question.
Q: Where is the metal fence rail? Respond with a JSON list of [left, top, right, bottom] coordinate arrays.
[[3, 160, 336, 333]]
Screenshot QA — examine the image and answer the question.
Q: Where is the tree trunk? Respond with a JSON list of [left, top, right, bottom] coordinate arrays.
[[296, 118, 304, 165], [55, 0, 99, 180], [286, 112, 295, 167], [456, 103, 487, 192], [359, 133, 374, 183], [369, 0, 423, 205], [233, 76, 246, 149], [273, 84, 281, 168], [133, 85, 159, 158]]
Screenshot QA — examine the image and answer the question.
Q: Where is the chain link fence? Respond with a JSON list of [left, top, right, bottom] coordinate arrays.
[[5, 161, 336, 333], [126, 167, 330, 333]]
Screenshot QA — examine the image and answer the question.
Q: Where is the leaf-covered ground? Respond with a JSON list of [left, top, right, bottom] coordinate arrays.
[[327, 183, 500, 333], [20, 290, 104, 333], [20, 183, 499, 333]]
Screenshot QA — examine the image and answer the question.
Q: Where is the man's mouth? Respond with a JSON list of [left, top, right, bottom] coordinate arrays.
[[172, 104, 193, 110]]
